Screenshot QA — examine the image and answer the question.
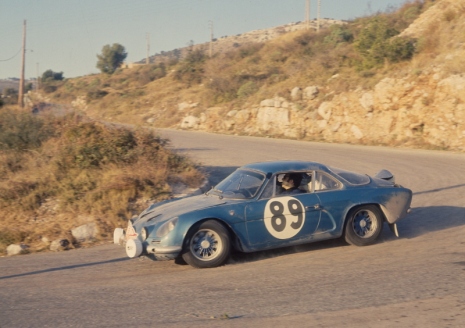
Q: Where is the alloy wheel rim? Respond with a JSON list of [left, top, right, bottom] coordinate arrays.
[[352, 209, 377, 238], [190, 229, 223, 261]]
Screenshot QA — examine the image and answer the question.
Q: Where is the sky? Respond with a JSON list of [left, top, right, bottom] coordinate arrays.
[[0, 0, 409, 80]]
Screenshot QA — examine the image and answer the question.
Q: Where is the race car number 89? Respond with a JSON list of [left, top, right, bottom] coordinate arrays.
[[264, 196, 306, 239]]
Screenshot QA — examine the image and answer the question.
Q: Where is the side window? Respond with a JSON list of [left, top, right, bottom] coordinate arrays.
[[314, 171, 341, 191], [299, 172, 312, 193], [268, 172, 313, 197]]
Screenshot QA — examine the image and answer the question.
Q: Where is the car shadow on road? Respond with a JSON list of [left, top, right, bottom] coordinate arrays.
[[390, 205, 465, 240], [228, 238, 349, 266], [0, 257, 130, 280], [413, 183, 465, 196]]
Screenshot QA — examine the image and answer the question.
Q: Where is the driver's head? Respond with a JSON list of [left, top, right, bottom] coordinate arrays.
[[282, 173, 302, 189]]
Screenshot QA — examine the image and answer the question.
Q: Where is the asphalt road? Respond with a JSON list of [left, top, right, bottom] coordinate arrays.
[[1, 129, 464, 328]]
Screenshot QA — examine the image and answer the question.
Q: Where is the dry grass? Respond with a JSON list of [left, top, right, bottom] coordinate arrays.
[[0, 107, 204, 253]]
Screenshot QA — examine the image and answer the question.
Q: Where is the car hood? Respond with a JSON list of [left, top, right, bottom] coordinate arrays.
[[135, 194, 226, 226]]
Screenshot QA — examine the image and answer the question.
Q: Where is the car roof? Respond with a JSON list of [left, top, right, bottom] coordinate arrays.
[[241, 161, 330, 175]]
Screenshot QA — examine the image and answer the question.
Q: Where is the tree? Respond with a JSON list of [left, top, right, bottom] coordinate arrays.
[[96, 43, 128, 74], [41, 69, 64, 82]]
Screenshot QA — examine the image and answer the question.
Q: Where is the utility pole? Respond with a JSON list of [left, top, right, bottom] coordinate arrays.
[[306, 0, 310, 30], [18, 20, 26, 108], [317, 0, 321, 32], [146, 33, 150, 64], [209, 21, 214, 58]]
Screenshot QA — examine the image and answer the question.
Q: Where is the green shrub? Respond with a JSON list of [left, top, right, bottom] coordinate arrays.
[[56, 122, 137, 169], [43, 85, 57, 93], [87, 88, 108, 100], [354, 16, 399, 69], [0, 108, 52, 151], [174, 48, 206, 85], [386, 37, 416, 62], [238, 43, 264, 58], [324, 25, 354, 45], [207, 77, 240, 103], [237, 81, 258, 98]]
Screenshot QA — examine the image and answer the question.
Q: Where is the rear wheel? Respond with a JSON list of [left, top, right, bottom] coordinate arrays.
[[344, 205, 383, 246], [182, 220, 230, 268]]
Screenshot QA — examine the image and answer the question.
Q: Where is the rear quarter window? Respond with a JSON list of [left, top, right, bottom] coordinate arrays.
[[328, 167, 370, 185], [314, 171, 341, 191]]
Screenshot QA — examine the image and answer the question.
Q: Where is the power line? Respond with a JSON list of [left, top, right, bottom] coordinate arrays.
[[0, 48, 22, 62]]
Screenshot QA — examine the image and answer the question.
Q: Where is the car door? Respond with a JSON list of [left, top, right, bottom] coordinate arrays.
[[311, 171, 350, 236], [244, 174, 322, 250]]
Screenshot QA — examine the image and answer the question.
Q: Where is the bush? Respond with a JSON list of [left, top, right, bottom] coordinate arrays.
[[238, 43, 264, 58], [56, 122, 137, 169], [135, 63, 167, 86], [0, 108, 52, 151], [207, 76, 241, 103], [354, 16, 402, 69], [237, 81, 259, 98], [174, 48, 206, 85], [324, 25, 354, 45], [43, 85, 58, 93], [386, 37, 416, 62], [87, 88, 108, 100], [1, 88, 18, 105], [0, 113, 204, 237]]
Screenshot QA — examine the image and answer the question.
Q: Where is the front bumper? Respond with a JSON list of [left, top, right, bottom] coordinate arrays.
[[114, 227, 182, 260], [145, 244, 182, 260]]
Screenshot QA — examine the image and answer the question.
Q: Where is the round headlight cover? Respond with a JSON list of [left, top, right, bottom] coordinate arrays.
[[140, 227, 148, 241], [156, 217, 178, 238]]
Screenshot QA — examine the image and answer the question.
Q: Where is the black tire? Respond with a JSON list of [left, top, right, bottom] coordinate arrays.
[[182, 220, 231, 268], [344, 205, 384, 246]]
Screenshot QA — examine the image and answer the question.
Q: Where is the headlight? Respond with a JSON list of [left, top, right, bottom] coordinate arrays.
[[156, 217, 178, 238], [141, 227, 148, 241]]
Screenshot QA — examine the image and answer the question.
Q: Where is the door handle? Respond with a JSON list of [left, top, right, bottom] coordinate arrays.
[[306, 204, 322, 210]]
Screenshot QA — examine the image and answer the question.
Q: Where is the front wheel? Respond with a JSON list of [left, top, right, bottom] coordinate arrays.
[[182, 220, 231, 268], [344, 205, 383, 246]]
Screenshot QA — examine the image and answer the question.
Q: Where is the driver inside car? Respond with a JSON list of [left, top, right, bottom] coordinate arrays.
[[277, 173, 304, 195]]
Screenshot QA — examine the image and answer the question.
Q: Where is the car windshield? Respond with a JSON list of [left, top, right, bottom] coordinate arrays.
[[328, 166, 370, 185], [209, 169, 265, 199]]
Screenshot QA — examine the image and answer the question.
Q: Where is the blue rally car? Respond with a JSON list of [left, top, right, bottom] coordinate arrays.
[[114, 161, 412, 268]]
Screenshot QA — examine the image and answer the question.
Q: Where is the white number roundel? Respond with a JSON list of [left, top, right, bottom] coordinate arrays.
[[264, 196, 306, 239]]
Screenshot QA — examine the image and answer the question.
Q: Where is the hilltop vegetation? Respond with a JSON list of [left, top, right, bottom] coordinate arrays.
[[35, 1, 434, 124]]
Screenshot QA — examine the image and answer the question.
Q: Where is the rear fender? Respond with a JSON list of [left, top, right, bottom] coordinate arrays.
[[379, 189, 413, 224]]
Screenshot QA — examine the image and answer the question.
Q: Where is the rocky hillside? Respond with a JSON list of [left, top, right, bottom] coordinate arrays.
[[34, 0, 465, 152], [177, 0, 465, 151]]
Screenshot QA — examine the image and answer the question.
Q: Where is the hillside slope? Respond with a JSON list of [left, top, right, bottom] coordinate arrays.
[[32, 0, 465, 152]]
